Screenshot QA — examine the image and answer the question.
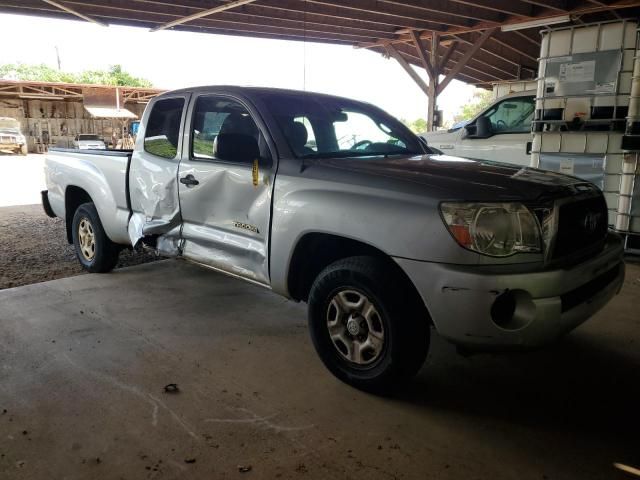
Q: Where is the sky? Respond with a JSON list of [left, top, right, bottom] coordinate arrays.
[[0, 13, 477, 125]]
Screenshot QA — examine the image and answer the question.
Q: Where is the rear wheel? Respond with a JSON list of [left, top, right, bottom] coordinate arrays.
[[307, 256, 430, 393], [71, 203, 120, 273]]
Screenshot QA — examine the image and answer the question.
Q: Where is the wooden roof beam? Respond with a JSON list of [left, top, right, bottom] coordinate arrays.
[[150, 0, 257, 32], [385, 44, 430, 96], [519, 0, 570, 13], [28, 1, 389, 43], [438, 27, 497, 94], [41, 0, 107, 26], [393, 42, 502, 83], [446, 0, 534, 17], [46, 0, 401, 40], [304, 0, 472, 29], [372, 45, 486, 84], [234, 0, 450, 31], [409, 30, 435, 79], [64, 0, 400, 35], [376, 0, 504, 24], [438, 40, 459, 71]]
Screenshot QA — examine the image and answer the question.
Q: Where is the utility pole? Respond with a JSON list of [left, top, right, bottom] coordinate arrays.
[[55, 46, 61, 70]]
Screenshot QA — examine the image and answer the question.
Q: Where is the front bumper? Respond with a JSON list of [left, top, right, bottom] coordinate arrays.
[[0, 142, 22, 151], [395, 233, 625, 349]]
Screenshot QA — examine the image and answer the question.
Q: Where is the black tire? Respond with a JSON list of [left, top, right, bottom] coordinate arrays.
[[71, 202, 120, 273], [307, 256, 430, 393]]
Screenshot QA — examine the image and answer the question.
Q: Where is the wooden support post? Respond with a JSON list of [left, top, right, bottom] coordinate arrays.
[[427, 31, 440, 131], [410, 30, 441, 131]]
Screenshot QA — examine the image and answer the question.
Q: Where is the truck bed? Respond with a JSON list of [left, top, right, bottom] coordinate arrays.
[[45, 148, 134, 245]]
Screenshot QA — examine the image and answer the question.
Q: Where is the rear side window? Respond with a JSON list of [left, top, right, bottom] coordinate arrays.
[[144, 98, 185, 159]]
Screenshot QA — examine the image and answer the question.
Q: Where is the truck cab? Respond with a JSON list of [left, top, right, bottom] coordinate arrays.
[[421, 90, 535, 166]]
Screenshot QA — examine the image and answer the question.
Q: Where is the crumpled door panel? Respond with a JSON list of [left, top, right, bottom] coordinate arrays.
[[127, 151, 182, 254]]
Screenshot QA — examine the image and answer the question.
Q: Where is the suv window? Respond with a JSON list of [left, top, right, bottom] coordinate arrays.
[[191, 96, 260, 162], [144, 98, 185, 159], [481, 96, 535, 134]]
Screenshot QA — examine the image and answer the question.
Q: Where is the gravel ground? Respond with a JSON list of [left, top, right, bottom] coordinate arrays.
[[0, 204, 156, 290]]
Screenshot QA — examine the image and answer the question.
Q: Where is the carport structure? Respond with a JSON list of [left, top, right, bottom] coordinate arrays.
[[3, 1, 640, 129]]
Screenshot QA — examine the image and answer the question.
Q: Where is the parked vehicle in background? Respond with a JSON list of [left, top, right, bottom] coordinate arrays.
[[0, 117, 27, 155], [42, 86, 624, 392], [421, 90, 535, 166], [73, 134, 106, 150]]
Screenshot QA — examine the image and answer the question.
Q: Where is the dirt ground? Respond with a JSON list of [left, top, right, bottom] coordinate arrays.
[[0, 204, 155, 290]]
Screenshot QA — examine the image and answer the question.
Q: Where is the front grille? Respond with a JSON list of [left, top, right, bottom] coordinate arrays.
[[552, 195, 608, 260], [561, 263, 621, 313], [0, 135, 14, 144]]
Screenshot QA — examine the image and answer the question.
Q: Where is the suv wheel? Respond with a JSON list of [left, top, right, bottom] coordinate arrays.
[[72, 202, 120, 273], [307, 256, 430, 393]]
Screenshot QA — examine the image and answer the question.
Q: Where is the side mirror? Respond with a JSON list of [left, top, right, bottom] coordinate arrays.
[[475, 116, 493, 138], [214, 133, 260, 163]]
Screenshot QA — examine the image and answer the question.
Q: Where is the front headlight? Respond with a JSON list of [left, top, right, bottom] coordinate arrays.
[[440, 202, 542, 257], [16, 134, 25, 144]]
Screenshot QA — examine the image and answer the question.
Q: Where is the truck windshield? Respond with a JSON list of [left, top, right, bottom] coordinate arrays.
[[0, 118, 20, 131], [262, 93, 425, 159], [79, 134, 101, 141]]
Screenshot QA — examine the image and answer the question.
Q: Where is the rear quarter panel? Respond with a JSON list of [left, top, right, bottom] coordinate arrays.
[[45, 150, 131, 245]]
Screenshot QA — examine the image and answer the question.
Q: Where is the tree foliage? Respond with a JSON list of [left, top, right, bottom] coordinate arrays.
[[402, 117, 429, 134], [0, 63, 152, 87], [452, 89, 493, 124]]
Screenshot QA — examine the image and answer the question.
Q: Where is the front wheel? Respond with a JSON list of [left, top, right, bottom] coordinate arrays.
[[71, 202, 120, 273], [307, 256, 430, 393]]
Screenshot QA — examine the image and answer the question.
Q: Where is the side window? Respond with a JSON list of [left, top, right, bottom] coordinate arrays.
[[483, 97, 535, 134], [192, 96, 260, 163], [144, 98, 185, 159]]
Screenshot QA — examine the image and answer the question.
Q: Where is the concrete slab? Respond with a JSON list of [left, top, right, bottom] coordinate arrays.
[[0, 259, 639, 479]]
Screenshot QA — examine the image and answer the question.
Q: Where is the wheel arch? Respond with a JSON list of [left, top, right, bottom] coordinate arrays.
[[64, 185, 93, 244], [286, 232, 428, 320]]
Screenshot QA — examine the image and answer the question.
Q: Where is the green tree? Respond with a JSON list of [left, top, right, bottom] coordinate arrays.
[[0, 63, 152, 87], [402, 118, 429, 134], [452, 89, 493, 124]]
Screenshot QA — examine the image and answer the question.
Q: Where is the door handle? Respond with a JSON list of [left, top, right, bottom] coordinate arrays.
[[180, 174, 199, 186]]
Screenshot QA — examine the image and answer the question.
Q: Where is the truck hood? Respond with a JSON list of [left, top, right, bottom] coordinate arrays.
[[420, 129, 456, 140], [314, 154, 592, 202]]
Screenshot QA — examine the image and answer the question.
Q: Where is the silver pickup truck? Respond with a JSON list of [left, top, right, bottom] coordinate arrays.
[[42, 86, 625, 392]]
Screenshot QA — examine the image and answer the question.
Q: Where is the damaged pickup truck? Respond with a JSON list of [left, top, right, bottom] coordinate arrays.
[[43, 86, 625, 392]]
